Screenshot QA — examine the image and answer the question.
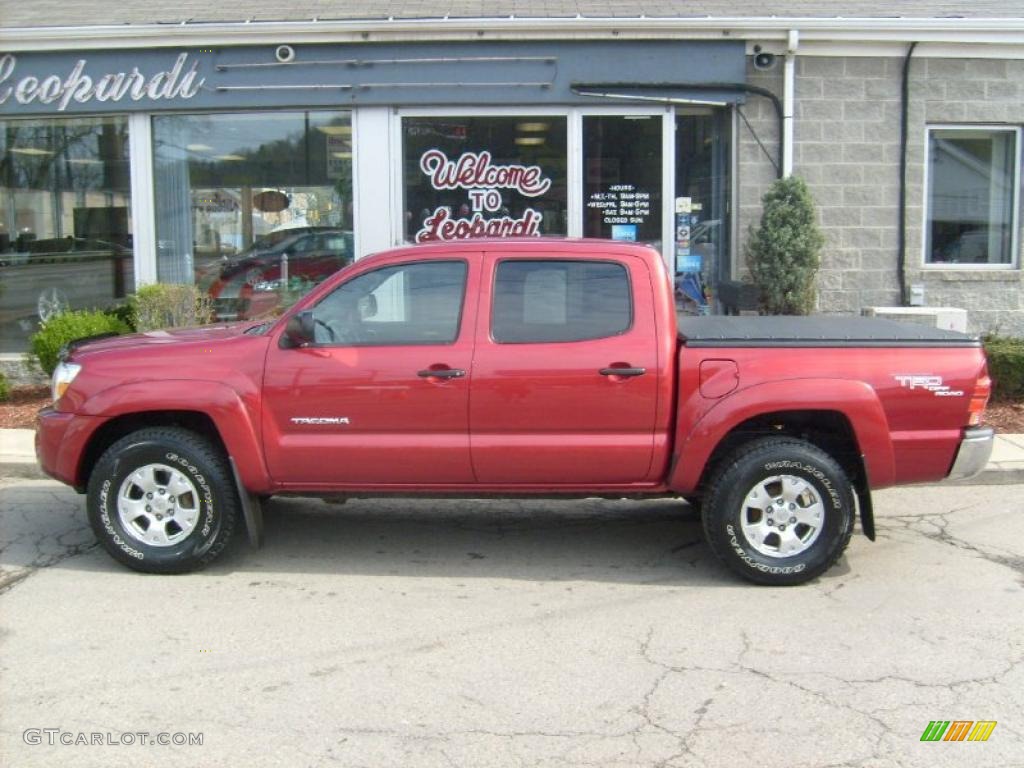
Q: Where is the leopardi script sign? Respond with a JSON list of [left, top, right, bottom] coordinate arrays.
[[0, 53, 205, 112]]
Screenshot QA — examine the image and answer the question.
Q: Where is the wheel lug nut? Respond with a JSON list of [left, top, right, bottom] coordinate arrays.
[[145, 505, 152, 512], [767, 518, 774, 526], [779, 524, 786, 531], [146, 493, 153, 499], [158, 489, 165, 495], [156, 514, 163, 520], [789, 517, 796, 524], [789, 503, 796, 510], [168, 496, 175, 503]]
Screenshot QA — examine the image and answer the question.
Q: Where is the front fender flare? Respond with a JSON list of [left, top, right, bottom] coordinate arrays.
[[80, 380, 272, 494]]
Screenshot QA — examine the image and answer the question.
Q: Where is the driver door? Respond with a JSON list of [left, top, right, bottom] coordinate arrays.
[[262, 257, 478, 486]]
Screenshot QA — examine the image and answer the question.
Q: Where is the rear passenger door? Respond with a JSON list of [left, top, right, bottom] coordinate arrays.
[[470, 252, 659, 484]]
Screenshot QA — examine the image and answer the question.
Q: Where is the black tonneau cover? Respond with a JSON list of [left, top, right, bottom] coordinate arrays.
[[678, 316, 980, 348]]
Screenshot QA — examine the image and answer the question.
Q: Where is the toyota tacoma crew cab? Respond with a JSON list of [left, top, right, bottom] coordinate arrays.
[[36, 239, 994, 585]]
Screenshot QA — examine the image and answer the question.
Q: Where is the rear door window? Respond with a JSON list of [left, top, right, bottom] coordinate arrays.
[[491, 259, 632, 343]]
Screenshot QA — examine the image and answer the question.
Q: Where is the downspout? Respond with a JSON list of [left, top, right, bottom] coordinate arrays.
[[897, 42, 918, 306], [782, 29, 799, 178]]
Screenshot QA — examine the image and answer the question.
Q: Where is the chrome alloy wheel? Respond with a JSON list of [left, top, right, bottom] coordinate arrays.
[[117, 464, 201, 547], [739, 474, 825, 558]]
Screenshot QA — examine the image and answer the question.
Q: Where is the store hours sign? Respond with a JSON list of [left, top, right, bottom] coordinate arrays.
[[414, 149, 551, 242]]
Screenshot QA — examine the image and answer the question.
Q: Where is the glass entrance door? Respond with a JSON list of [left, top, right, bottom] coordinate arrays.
[[674, 109, 732, 315], [582, 115, 663, 248]]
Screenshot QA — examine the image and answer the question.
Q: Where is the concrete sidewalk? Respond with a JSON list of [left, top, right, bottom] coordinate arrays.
[[2, 427, 1023, 485]]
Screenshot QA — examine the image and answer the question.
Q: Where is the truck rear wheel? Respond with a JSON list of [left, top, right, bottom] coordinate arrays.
[[86, 427, 238, 574], [701, 438, 855, 586]]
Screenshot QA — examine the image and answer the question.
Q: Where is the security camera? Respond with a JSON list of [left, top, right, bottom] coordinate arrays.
[[753, 50, 777, 71], [275, 45, 296, 64]]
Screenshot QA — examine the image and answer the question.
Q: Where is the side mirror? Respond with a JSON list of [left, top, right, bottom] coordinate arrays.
[[357, 293, 377, 320], [281, 310, 315, 348]]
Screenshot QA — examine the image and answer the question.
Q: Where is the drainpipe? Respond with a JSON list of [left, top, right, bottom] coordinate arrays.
[[897, 42, 918, 307], [782, 29, 799, 178]]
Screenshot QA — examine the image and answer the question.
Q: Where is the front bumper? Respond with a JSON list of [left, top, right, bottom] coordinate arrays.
[[945, 426, 995, 482], [35, 407, 101, 489]]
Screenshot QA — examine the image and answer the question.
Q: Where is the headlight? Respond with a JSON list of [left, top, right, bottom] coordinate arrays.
[[52, 361, 82, 402]]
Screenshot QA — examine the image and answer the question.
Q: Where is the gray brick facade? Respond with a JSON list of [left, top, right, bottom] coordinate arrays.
[[739, 54, 1024, 334]]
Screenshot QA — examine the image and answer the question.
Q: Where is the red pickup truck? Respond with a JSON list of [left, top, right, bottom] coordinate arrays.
[[36, 239, 993, 585]]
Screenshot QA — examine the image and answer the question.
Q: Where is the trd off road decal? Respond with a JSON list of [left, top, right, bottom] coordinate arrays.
[[894, 374, 964, 397]]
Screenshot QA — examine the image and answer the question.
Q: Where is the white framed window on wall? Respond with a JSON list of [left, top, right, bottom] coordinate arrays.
[[0, 114, 133, 354], [923, 125, 1021, 269]]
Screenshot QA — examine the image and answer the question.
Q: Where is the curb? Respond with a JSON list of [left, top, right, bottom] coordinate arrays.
[[0, 462, 47, 481], [944, 468, 1024, 486]]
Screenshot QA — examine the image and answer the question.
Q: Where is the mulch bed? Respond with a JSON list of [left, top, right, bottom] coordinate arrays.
[[0, 386, 49, 430], [3, 386, 1024, 433]]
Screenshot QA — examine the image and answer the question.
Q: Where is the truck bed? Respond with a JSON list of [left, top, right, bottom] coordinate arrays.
[[678, 316, 980, 348]]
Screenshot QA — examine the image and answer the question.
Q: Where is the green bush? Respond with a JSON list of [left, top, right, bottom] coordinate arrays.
[[133, 283, 213, 332], [983, 335, 1024, 401], [0, 371, 9, 402], [104, 301, 138, 331], [745, 176, 825, 315], [29, 310, 131, 377]]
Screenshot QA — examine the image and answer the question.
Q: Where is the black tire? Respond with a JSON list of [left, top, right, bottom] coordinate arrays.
[[701, 438, 855, 586], [86, 427, 238, 574]]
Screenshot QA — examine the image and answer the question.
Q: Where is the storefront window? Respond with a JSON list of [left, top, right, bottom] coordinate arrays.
[[0, 116, 133, 353], [153, 110, 354, 320], [583, 115, 663, 246], [926, 127, 1019, 266], [675, 110, 732, 314], [402, 116, 568, 243]]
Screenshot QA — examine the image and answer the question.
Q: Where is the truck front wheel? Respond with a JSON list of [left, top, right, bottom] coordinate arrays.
[[702, 438, 855, 586], [86, 427, 238, 574]]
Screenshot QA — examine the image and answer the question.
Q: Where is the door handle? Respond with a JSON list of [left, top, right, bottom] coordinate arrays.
[[418, 367, 466, 379], [599, 367, 646, 377]]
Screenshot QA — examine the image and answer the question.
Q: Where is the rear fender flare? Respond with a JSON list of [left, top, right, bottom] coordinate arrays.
[[669, 378, 895, 494]]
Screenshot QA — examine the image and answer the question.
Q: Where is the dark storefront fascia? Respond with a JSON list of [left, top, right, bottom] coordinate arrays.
[[0, 40, 746, 352]]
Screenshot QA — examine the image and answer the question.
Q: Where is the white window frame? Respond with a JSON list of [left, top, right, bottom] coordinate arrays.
[[921, 124, 1022, 270]]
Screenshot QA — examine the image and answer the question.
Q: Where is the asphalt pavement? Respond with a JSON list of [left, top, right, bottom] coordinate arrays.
[[0, 477, 1021, 767]]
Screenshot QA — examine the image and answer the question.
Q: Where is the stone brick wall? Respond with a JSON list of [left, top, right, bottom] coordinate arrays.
[[737, 54, 1024, 335]]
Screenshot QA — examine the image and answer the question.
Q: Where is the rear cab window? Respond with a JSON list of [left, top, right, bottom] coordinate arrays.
[[491, 259, 633, 343]]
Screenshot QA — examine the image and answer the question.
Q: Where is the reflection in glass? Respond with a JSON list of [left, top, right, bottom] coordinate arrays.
[[153, 111, 354, 320], [0, 116, 133, 352], [675, 110, 732, 315]]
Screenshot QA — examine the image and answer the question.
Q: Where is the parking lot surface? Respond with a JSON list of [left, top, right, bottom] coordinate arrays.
[[1, 478, 1022, 767]]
